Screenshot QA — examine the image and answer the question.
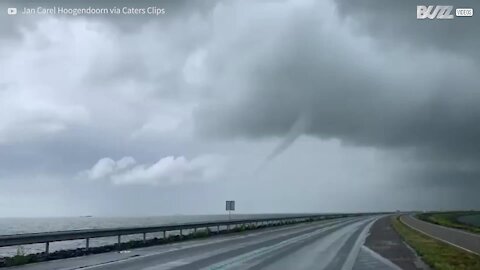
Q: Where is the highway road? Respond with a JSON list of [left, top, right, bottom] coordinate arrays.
[[9, 216, 402, 270], [401, 215, 480, 255]]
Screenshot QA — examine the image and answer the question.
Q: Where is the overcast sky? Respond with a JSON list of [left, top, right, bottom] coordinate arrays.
[[1, 0, 479, 217]]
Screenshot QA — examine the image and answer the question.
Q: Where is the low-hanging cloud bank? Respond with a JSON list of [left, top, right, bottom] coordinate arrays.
[[83, 155, 226, 186], [194, 0, 480, 178], [2, 0, 480, 215]]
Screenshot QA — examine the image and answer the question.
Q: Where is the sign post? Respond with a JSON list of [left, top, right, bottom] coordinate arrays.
[[226, 200, 235, 230]]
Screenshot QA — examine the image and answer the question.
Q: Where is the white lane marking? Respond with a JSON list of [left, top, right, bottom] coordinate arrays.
[[142, 260, 190, 270], [200, 218, 363, 270], [400, 216, 480, 256], [203, 229, 332, 270], [200, 226, 338, 270], [340, 216, 380, 270], [149, 219, 356, 270], [70, 219, 350, 270], [130, 222, 321, 252], [71, 221, 318, 268], [137, 225, 343, 270], [411, 215, 480, 238], [302, 221, 364, 270], [247, 218, 376, 270], [361, 246, 402, 270]]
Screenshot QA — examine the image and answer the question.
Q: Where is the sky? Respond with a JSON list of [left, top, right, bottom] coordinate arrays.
[[0, 0, 479, 217]]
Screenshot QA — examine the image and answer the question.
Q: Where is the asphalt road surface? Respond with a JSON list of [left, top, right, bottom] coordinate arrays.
[[11, 216, 402, 270], [401, 215, 480, 255], [365, 216, 429, 270]]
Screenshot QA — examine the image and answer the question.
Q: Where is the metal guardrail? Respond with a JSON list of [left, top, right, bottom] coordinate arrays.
[[0, 213, 366, 254]]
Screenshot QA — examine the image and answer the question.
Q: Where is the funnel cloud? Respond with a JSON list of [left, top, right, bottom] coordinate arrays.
[[1, 0, 479, 216]]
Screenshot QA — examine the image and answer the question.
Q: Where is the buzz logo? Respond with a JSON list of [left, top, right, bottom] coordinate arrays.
[[417, 5, 454, 19]]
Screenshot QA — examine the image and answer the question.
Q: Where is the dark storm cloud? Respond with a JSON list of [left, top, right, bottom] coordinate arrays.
[[2, 0, 480, 215], [334, 0, 480, 59], [395, 167, 480, 209], [194, 0, 480, 179]]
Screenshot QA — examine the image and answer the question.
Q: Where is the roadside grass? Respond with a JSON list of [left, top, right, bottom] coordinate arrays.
[[392, 216, 480, 270], [417, 212, 480, 234]]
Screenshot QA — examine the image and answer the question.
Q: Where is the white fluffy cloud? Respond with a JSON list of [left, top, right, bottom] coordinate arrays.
[[87, 156, 137, 180], [84, 155, 225, 186], [2, 0, 480, 216]]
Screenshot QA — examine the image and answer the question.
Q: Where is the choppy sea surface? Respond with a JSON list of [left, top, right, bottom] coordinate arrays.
[[0, 214, 305, 257]]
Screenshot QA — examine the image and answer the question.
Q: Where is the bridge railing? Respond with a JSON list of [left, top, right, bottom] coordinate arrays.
[[0, 213, 367, 254]]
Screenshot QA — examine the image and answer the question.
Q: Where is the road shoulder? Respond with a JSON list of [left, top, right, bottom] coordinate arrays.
[[365, 215, 429, 270], [394, 215, 480, 270]]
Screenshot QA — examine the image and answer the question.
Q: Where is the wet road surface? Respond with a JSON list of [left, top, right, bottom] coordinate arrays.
[[365, 216, 429, 270], [11, 216, 402, 270], [401, 215, 480, 255]]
